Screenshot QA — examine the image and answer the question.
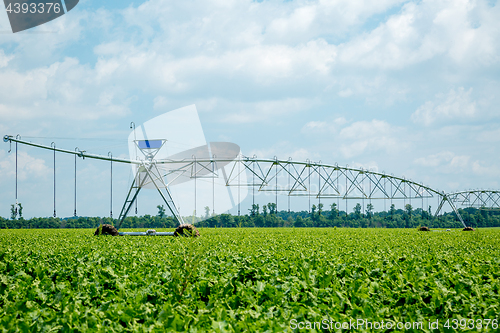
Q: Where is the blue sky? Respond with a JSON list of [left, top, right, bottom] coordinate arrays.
[[0, 0, 499, 219]]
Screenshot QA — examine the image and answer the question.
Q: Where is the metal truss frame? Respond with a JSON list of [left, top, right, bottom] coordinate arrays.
[[5, 135, 493, 228], [437, 190, 500, 211], [156, 157, 439, 200]]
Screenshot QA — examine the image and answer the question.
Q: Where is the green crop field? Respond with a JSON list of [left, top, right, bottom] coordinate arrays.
[[1, 228, 499, 332]]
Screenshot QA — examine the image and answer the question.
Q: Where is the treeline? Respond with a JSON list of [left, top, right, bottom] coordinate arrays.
[[2, 202, 500, 229], [0, 215, 179, 230], [197, 203, 500, 229]]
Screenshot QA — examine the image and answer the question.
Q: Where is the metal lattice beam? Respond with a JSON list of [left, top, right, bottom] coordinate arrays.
[[6, 135, 494, 229]]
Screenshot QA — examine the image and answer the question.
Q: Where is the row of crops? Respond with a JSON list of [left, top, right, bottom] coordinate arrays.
[[1, 228, 499, 332]]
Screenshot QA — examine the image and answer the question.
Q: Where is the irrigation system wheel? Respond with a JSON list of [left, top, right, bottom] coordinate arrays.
[[174, 224, 200, 237], [94, 224, 119, 236]]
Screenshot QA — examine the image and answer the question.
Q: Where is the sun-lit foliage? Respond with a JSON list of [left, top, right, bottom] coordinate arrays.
[[0, 228, 499, 331]]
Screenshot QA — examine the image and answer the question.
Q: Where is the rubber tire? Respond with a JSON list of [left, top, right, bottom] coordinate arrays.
[[94, 224, 119, 236], [174, 224, 200, 237]]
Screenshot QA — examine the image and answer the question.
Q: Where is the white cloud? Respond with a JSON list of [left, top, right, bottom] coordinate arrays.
[[247, 142, 318, 162], [301, 117, 347, 134], [411, 87, 476, 126], [0, 57, 131, 121], [337, 120, 404, 159], [0, 50, 13, 68], [338, 89, 353, 98], [337, 0, 500, 69], [153, 96, 169, 110], [476, 127, 500, 142], [0, 149, 50, 182], [472, 161, 500, 177], [414, 151, 470, 171], [221, 98, 313, 124]]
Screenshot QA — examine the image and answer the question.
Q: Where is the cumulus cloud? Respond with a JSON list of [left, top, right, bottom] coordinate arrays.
[[337, 120, 405, 159], [221, 98, 313, 124], [0, 57, 131, 121], [472, 161, 500, 177], [1, 0, 498, 130], [411, 87, 476, 126], [301, 117, 347, 134], [414, 151, 470, 171], [476, 127, 500, 142], [247, 142, 317, 162], [0, 50, 13, 68], [0, 150, 50, 182], [337, 0, 500, 69]]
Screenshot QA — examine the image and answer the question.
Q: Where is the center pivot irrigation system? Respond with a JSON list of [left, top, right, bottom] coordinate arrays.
[[4, 107, 498, 234], [3, 134, 200, 236]]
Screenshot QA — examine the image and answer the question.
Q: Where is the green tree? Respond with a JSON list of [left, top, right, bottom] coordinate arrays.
[[353, 203, 362, 220], [10, 204, 17, 220], [157, 205, 166, 218], [366, 203, 373, 220], [219, 214, 235, 227], [294, 216, 305, 227], [405, 204, 413, 220], [389, 204, 396, 220], [249, 204, 259, 216], [268, 203, 277, 215], [404, 204, 413, 228], [204, 206, 210, 219], [18, 203, 23, 219], [329, 203, 339, 220]]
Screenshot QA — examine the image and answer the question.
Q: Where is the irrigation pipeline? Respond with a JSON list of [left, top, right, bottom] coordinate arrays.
[[4, 134, 469, 227], [4, 135, 135, 165]]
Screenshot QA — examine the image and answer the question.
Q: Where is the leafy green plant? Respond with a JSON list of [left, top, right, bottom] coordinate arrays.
[[0, 228, 499, 331]]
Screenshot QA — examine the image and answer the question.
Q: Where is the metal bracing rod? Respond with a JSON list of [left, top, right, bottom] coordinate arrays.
[[117, 183, 141, 229], [117, 161, 186, 229], [434, 194, 467, 228], [340, 168, 364, 198], [389, 178, 407, 199], [449, 199, 466, 227], [486, 192, 500, 207], [143, 163, 185, 225], [288, 163, 309, 193], [284, 162, 308, 193], [259, 160, 277, 190], [225, 157, 250, 187], [318, 166, 341, 195], [117, 169, 152, 229], [406, 181, 423, 198], [241, 160, 266, 184]]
